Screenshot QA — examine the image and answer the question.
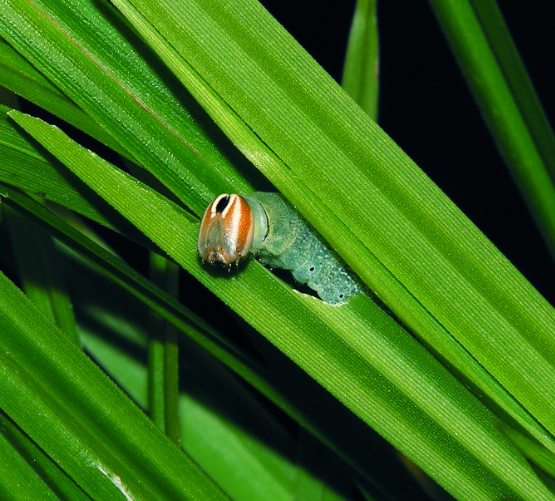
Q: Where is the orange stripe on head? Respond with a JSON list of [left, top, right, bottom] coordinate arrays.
[[198, 194, 254, 265]]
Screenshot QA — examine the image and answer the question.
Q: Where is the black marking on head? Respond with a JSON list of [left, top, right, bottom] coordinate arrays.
[[216, 195, 231, 213]]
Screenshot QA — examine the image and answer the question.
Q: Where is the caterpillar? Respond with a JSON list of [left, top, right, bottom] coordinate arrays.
[[198, 192, 364, 304]]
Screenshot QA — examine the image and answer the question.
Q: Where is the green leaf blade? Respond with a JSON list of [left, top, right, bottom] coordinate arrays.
[[342, 0, 379, 119], [428, 0, 555, 259]]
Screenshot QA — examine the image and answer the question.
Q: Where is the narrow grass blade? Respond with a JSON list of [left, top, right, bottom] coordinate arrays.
[[5, 205, 79, 345], [428, 0, 555, 258], [0, 412, 90, 500], [342, 0, 379, 119], [0, 39, 132, 159]]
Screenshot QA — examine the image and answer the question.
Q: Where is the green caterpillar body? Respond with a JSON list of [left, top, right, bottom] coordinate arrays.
[[246, 193, 362, 303]]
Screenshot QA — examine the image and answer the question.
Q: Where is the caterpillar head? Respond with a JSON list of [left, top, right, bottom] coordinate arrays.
[[198, 194, 253, 265], [198, 194, 268, 266]]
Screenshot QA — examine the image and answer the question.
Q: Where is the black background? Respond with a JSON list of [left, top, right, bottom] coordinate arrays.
[[258, 0, 555, 307]]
